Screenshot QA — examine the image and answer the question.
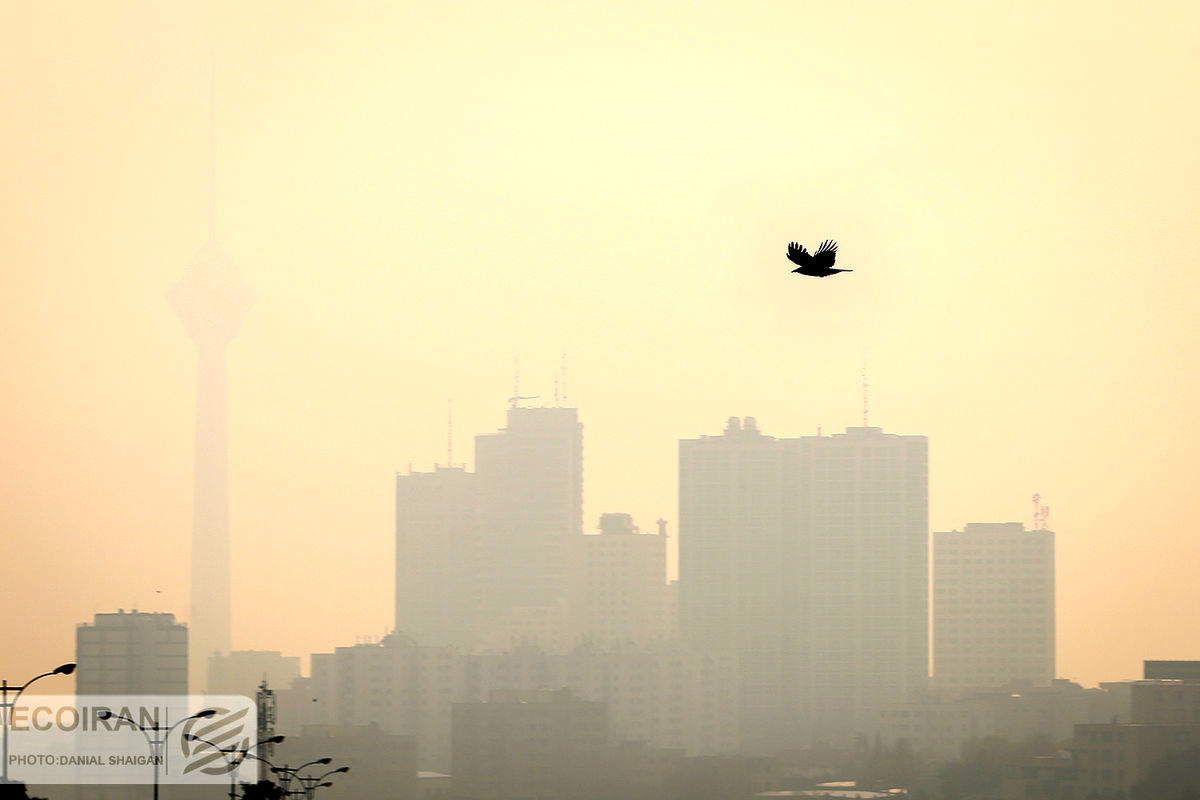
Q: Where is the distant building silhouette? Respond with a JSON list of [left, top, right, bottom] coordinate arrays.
[[1002, 678, 1200, 800], [207, 650, 301, 699], [75, 610, 188, 695], [475, 406, 583, 615], [73, 616, 189, 800], [568, 513, 675, 647], [876, 679, 1126, 761], [679, 418, 928, 750], [279, 635, 738, 772], [274, 723, 416, 800], [395, 406, 582, 651], [450, 689, 607, 800], [395, 465, 484, 648], [933, 522, 1055, 692], [1143, 660, 1200, 681]]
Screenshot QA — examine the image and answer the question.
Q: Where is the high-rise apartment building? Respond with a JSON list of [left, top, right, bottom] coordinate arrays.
[[679, 418, 928, 750], [75, 610, 188, 695], [933, 522, 1055, 692], [475, 406, 582, 612], [395, 465, 484, 648], [395, 405, 582, 650]]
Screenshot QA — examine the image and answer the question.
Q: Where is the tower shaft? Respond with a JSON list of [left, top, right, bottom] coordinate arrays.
[[189, 347, 232, 677]]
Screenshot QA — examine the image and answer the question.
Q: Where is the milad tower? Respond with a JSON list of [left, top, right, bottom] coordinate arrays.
[[166, 86, 255, 690]]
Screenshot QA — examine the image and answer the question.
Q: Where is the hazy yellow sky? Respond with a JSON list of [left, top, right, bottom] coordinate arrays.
[[2, 0, 1198, 689]]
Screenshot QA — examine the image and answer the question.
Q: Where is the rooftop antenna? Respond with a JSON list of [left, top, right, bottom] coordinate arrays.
[[561, 352, 568, 406], [861, 355, 869, 427], [507, 356, 538, 408], [447, 399, 453, 468], [1032, 493, 1050, 530]]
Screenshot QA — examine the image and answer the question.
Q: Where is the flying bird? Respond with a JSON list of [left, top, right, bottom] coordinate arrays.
[[787, 240, 852, 277]]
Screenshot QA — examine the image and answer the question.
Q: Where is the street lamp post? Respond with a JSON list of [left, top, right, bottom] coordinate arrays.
[[98, 707, 216, 800], [0, 662, 76, 783], [299, 768, 348, 800], [184, 732, 285, 800], [285, 780, 331, 800], [270, 759, 330, 796]]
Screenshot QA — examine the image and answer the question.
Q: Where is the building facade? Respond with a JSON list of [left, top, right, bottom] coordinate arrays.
[[679, 418, 928, 750], [451, 689, 608, 800], [206, 649, 301, 699], [280, 635, 738, 772], [933, 522, 1055, 693], [395, 406, 583, 651], [569, 513, 675, 647], [75, 610, 188, 695]]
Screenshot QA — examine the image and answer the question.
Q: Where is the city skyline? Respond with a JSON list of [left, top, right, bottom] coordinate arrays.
[[3, 0, 1199, 697]]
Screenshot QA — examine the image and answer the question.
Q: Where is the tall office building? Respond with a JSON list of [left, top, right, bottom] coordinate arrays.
[[679, 418, 928, 750], [75, 610, 189, 695], [933, 522, 1055, 692], [395, 405, 583, 650]]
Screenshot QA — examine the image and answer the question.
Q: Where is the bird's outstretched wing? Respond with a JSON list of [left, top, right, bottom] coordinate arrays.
[[786, 242, 812, 268], [812, 240, 838, 270]]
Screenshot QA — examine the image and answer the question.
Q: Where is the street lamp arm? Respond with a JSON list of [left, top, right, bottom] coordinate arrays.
[[7, 664, 76, 712], [167, 708, 217, 737], [1, 663, 74, 784], [317, 767, 349, 781], [97, 711, 155, 750], [239, 750, 280, 771]]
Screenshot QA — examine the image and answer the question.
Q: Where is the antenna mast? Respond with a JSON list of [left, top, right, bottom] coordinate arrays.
[[512, 357, 519, 408], [561, 352, 568, 406], [447, 399, 453, 468], [861, 357, 869, 427], [1031, 493, 1050, 530]]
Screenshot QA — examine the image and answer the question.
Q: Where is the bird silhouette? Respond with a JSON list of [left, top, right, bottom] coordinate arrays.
[[787, 240, 852, 277]]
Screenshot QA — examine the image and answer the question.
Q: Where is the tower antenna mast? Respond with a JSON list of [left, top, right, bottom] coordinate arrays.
[[209, 58, 216, 242]]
